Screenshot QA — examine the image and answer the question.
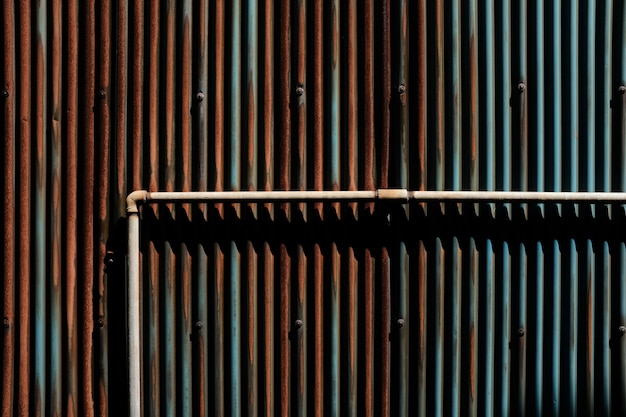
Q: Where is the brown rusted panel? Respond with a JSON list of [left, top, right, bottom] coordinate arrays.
[[16, 1, 31, 415], [96, 0, 112, 415], [379, 247, 390, 417], [379, 0, 390, 189], [79, 0, 96, 415], [279, 243, 291, 417], [115, 0, 128, 217], [295, 245, 306, 416], [312, 244, 324, 417], [246, 243, 258, 416], [130, 0, 143, 191], [346, 0, 357, 192], [65, 0, 79, 416], [262, 0, 274, 194], [262, 242, 275, 417], [2, 1, 16, 416], [278, 0, 290, 192], [363, 0, 375, 194], [363, 249, 374, 417], [148, 0, 160, 192], [213, 0, 225, 194], [415, 0, 426, 193]]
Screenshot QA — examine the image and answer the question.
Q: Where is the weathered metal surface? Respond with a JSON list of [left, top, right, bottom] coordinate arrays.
[[1, 1, 626, 416]]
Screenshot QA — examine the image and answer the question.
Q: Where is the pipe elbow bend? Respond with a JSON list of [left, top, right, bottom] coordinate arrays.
[[127, 190, 148, 214]]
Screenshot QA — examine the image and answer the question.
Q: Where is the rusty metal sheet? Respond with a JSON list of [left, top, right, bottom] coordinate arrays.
[[0, 2, 625, 417]]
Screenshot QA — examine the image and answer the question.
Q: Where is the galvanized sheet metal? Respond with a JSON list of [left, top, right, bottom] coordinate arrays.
[[1, 1, 626, 416]]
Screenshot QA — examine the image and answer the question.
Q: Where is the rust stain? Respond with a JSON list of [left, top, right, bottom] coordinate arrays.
[[380, 0, 391, 188], [312, 0, 323, 199], [80, 0, 96, 415], [278, 0, 290, 192], [363, 0, 375, 195], [314, 244, 324, 417], [248, 76, 257, 190], [262, 0, 274, 193], [16, 0, 32, 414], [416, 0, 426, 192], [380, 246, 390, 417], [347, 0, 357, 192], [131, 0, 143, 190], [148, 0, 160, 192], [263, 243, 275, 416], [214, 0, 225, 194], [181, 15, 192, 193], [279, 244, 291, 416], [115, 0, 128, 215], [363, 249, 374, 417]]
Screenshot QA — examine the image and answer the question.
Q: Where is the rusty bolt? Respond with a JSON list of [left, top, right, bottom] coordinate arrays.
[[619, 326, 626, 336], [517, 83, 526, 93], [196, 91, 205, 101], [295, 86, 304, 96], [2, 90, 9, 98], [195, 321, 203, 330], [619, 86, 626, 95], [99, 89, 107, 99], [517, 328, 525, 337], [396, 318, 405, 328], [2, 318, 9, 329], [397, 84, 406, 94]]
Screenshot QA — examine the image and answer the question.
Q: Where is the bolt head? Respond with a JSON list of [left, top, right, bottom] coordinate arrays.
[[294, 319, 303, 329], [99, 89, 107, 99], [619, 326, 626, 336], [397, 84, 406, 94], [619, 86, 626, 94], [517, 83, 526, 92], [396, 318, 405, 328], [2, 90, 9, 98], [196, 91, 205, 101], [295, 86, 304, 96], [517, 328, 525, 337]]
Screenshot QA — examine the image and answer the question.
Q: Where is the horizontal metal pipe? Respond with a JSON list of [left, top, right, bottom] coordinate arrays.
[[128, 189, 626, 210], [408, 191, 626, 203], [126, 187, 626, 414]]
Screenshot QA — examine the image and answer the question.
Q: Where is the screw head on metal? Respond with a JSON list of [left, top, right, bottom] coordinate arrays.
[[517, 83, 526, 93], [619, 86, 626, 95], [396, 318, 405, 328], [294, 319, 303, 329], [2, 318, 9, 329], [98, 318, 105, 328], [2, 90, 9, 98], [99, 89, 107, 99], [397, 84, 406, 94], [196, 91, 205, 101], [295, 86, 304, 96], [517, 328, 525, 337], [195, 321, 203, 330], [619, 326, 626, 336]]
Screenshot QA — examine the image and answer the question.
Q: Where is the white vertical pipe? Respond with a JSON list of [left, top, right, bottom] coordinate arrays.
[[127, 210, 140, 417]]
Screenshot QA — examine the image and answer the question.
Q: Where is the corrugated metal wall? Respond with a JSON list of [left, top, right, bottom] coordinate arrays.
[[2, 0, 626, 416]]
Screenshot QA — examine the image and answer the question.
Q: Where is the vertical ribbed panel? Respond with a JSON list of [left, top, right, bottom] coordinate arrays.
[[1, 1, 626, 416]]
